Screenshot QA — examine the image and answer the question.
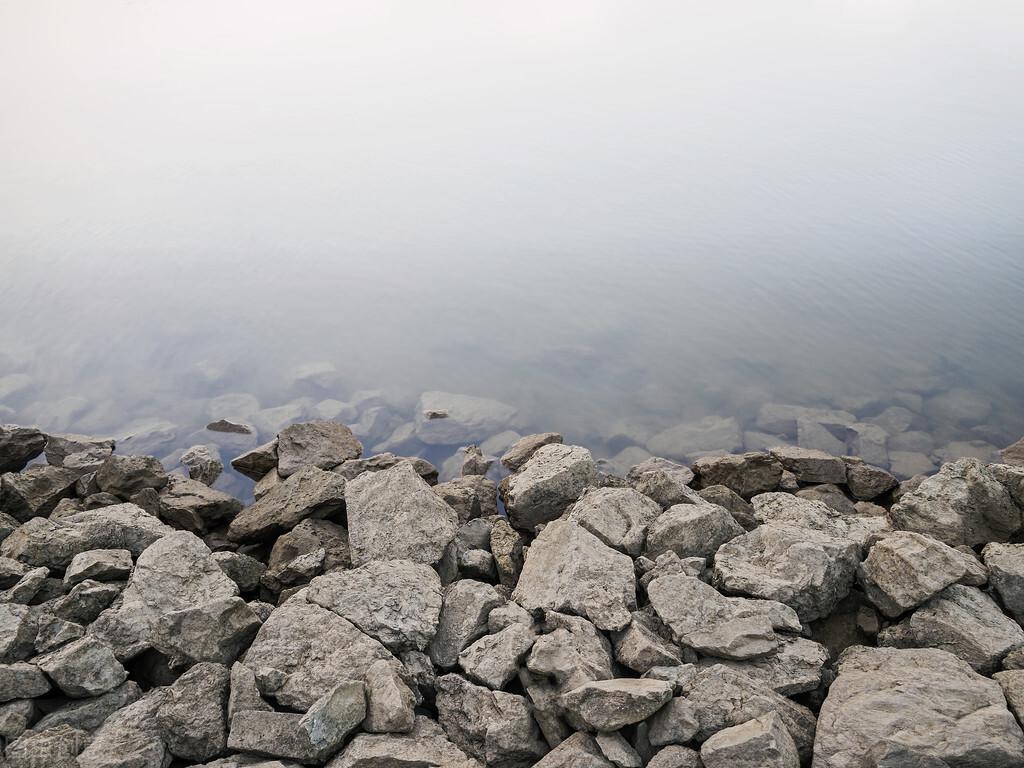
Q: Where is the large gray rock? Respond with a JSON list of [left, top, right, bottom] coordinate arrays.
[[180, 443, 223, 486], [157, 473, 242, 532], [1, 603, 36, 662], [612, 612, 685, 673], [231, 439, 279, 481], [768, 446, 846, 484], [75, 688, 168, 768], [501, 433, 563, 473], [45, 433, 115, 467], [429, 579, 504, 669], [276, 420, 363, 477], [859, 531, 987, 617], [502, 444, 596, 530], [993, 670, 1024, 726], [64, 549, 133, 588], [693, 453, 782, 498], [0, 425, 47, 473], [346, 462, 459, 566], [565, 487, 662, 556], [694, 636, 828, 696], [458, 623, 536, 690], [984, 543, 1024, 624], [526, 613, 615, 693], [152, 596, 262, 667], [646, 746, 703, 768], [532, 732, 614, 768], [307, 559, 443, 652], [329, 715, 481, 768], [33, 679, 141, 733], [626, 458, 697, 509], [1, 465, 80, 521], [0, 661, 51, 701], [647, 417, 743, 462], [644, 502, 743, 560], [363, 658, 416, 733], [157, 661, 230, 761], [1003, 437, 1024, 467], [414, 391, 518, 446], [269, 517, 350, 574], [842, 457, 898, 501], [334, 452, 439, 485], [35, 636, 127, 698], [95, 454, 168, 498], [5, 724, 89, 768], [890, 458, 1023, 547], [814, 646, 1024, 767], [512, 519, 636, 632], [228, 465, 346, 543], [878, 584, 1024, 673], [701, 711, 798, 768], [560, 678, 673, 731]]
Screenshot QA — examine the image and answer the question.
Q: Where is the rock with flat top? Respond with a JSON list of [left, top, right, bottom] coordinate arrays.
[[156, 661, 230, 761], [231, 439, 279, 480], [330, 715, 481, 768], [501, 432, 563, 472], [693, 453, 782, 498], [694, 636, 828, 695], [565, 486, 662, 556], [1, 465, 80, 521], [502, 444, 596, 530], [0, 661, 51, 701], [276, 420, 362, 477], [152, 596, 262, 667], [843, 457, 898, 500], [158, 473, 242, 532], [768, 446, 846, 484], [0, 425, 47, 473], [984, 543, 1024, 624], [228, 465, 345, 543], [35, 637, 127, 697], [627, 458, 698, 509], [95, 454, 168, 498], [701, 711, 798, 768], [612, 611, 685, 673], [64, 549, 132, 588], [458, 623, 536, 690], [560, 678, 673, 731], [644, 502, 743, 560]]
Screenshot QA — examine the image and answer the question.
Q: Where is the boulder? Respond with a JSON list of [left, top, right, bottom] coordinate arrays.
[[363, 658, 416, 733], [560, 678, 673, 731], [0, 661, 51, 701], [1, 603, 36, 662], [429, 579, 504, 668], [696, 485, 757, 529], [230, 439, 279, 481], [228, 465, 345, 543], [644, 503, 743, 560], [626, 458, 697, 509], [1002, 437, 1024, 467], [501, 432, 563, 472], [646, 746, 703, 768], [32, 679, 140, 733], [180, 444, 223, 486], [458, 623, 536, 690], [94, 454, 168, 498], [984, 543, 1024, 623], [414, 391, 518, 446], [692, 453, 782, 498], [0, 425, 47, 473], [502, 444, 596, 530], [74, 685, 167, 768], [841, 457, 898, 500], [0, 465, 80, 521], [490, 517, 526, 589], [330, 715, 480, 768], [64, 548, 133, 588], [5, 724, 88, 768], [526, 613, 615, 693], [647, 697, 700, 747], [700, 711, 798, 768], [276, 420, 363, 477], [156, 661, 230, 761], [152, 596, 262, 667], [693, 636, 828, 695], [158, 473, 242, 532], [269, 517, 350, 574], [565, 487, 663, 556], [334, 452, 439, 485], [612, 612, 686, 673], [532, 732, 614, 768], [993, 670, 1024, 725], [211, 550, 267, 593], [768, 446, 846, 484], [35, 636, 127, 697]]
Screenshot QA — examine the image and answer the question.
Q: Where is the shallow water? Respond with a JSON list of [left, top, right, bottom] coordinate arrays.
[[2, 2, 1023, 492]]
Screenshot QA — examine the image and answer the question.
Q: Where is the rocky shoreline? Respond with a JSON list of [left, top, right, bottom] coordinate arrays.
[[2, 417, 1024, 768]]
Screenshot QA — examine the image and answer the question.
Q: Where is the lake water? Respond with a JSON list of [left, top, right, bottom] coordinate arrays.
[[2, 1, 1023, 496]]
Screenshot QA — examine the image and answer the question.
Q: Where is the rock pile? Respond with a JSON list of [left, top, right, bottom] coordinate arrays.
[[2, 420, 1024, 767]]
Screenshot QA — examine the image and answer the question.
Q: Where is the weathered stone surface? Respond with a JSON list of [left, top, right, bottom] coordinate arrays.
[[158, 473, 242, 532], [648, 574, 777, 660], [180, 444, 224, 486], [694, 636, 828, 695], [75, 687, 167, 768], [693, 453, 782, 498], [0, 698, 34, 741], [842, 457, 898, 500], [527, 613, 615, 693], [647, 697, 700, 747], [814, 645, 1024, 767], [501, 433, 563, 473], [269, 517, 350, 574], [298, 680, 367, 760], [644, 502, 743, 560], [647, 417, 743, 462], [0, 661, 51, 701], [696, 485, 757, 529], [0, 425, 47, 473], [1002, 437, 1024, 467], [346, 462, 458, 566], [595, 732, 640, 767], [231, 439, 279, 481], [878, 583, 1024, 673], [626, 458, 697, 509], [276, 420, 363, 477], [1, 465, 80, 521], [560, 678, 672, 731], [984, 543, 1024, 624], [52, 580, 122, 625], [502, 444, 596, 530], [228, 661, 271, 719], [242, 598, 392, 710], [701, 711, 798, 768], [415, 392, 518, 446], [94, 454, 168, 498], [530, 731, 614, 767], [612, 612, 685, 673], [513, 520, 636, 632], [228, 465, 345, 543], [0, 602, 36, 662], [157, 661, 230, 761], [35, 636, 127, 697], [435, 673, 547, 767], [458, 623, 536, 690], [859, 531, 987, 618], [993, 670, 1024, 725], [308, 559, 442, 652], [153, 596, 262, 667], [33, 679, 140, 733], [227, 710, 319, 762], [565, 487, 662, 556], [333, 452, 439, 486], [429, 579, 504, 668], [64, 548, 133, 588], [1, 565, 49, 603], [6, 724, 89, 768], [490, 517, 525, 589], [212, 550, 266, 593], [45, 433, 115, 466], [330, 715, 481, 768], [768, 446, 846, 484], [891, 457, 1023, 547], [646, 745, 703, 768], [363, 658, 416, 733]]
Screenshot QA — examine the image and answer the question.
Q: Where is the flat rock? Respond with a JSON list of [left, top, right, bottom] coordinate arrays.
[[768, 446, 846, 484], [35, 636, 127, 697], [158, 473, 242, 532], [458, 623, 536, 690], [277, 420, 363, 477], [693, 636, 828, 695], [64, 548, 132, 588], [346, 462, 458, 566], [0, 661, 51, 701], [560, 678, 673, 731], [984, 543, 1024, 624], [565, 487, 662, 556], [647, 416, 742, 462], [152, 595, 262, 667], [814, 645, 1024, 767], [693, 453, 782, 498], [644, 502, 743, 560], [502, 444, 596, 530], [533, 732, 614, 768], [228, 465, 345, 543], [414, 391, 518, 446], [333, 452, 439, 485], [700, 711, 799, 768], [429, 579, 504, 669], [269, 518, 350, 574], [330, 715, 481, 768], [32, 679, 141, 733], [501, 432, 563, 472], [94, 454, 168, 498], [231, 439, 279, 481], [75, 686, 167, 768], [1, 465, 80, 521], [626, 458, 697, 509], [0, 425, 47, 473]]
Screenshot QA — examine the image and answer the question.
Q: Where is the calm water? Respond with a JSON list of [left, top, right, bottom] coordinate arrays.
[[2, 2, 1023, 494]]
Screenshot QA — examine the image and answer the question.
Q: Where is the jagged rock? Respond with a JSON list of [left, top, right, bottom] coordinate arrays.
[[842, 457, 898, 500], [33, 679, 140, 733], [89, 530, 238, 660], [1, 465, 80, 521], [488, 602, 534, 633], [231, 439, 279, 481], [64, 549, 132, 588], [180, 444, 223, 486], [462, 445, 495, 476], [647, 574, 776, 660], [647, 417, 742, 462], [647, 697, 700, 747], [565, 487, 662, 556], [991, 463, 1024, 508], [415, 392, 518, 446], [228, 661, 271, 718], [346, 462, 458, 566], [1, 565, 49, 603], [434, 479, 483, 524], [679, 666, 816, 761], [52, 580, 122, 625], [228, 465, 345, 543], [500, 433, 563, 473], [595, 732, 642, 768], [859, 531, 987, 617], [526, 613, 615, 692], [241, 598, 392, 710], [532, 732, 613, 768], [75, 685, 167, 768], [307, 559, 442, 652], [768, 446, 846, 484], [644, 503, 743, 560], [700, 711, 798, 768], [35, 636, 127, 697], [0, 603, 36, 662], [45, 434, 114, 467], [158, 473, 242, 532], [0, 555, 29, 588], [993, 670, 1024, 724], [795, 483, 858, 517], [157, 661, 230, 761], [984, 543, 1024, 623], [152, 596, 262, 667], [814, 646, 1024, 767], [612, 612, 685, 673], [513, 519, 636, 632], [693, 453, 782, 498], [0, 425, 47, 473], [276, 420, 363, 477], [695, 485, 756, 529], [429, 579, 504, 668], [626, 458, 697, 509], [1003, 437, 1024, 467], [363, 658, 416, 733], [435, 673, 547, 767], [0, 661, 51, 701], [212, 550, 266, 593], [502, 444, 596, 530], [5, 724, 88, 768], [0, 698, 34, 741], [269, 518, 350, 573], [878, 583, 1024, 673], [490, 517, 525, 589], [34, 614, 85, 654], [333, 452, 439, 485], [646, 745, 703, 768], [560, 678, 672, 731], [458, 623, 536, 690], [890, 457, 1023, 547], [518, 668, 572, 749], [94, 454, 168, 499], [694, 636, 828, 695], [330, 715, 481, 768]]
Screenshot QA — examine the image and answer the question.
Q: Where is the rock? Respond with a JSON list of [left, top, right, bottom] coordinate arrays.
[[814, 645, 1024, 767], [935, 439, 1002, 464], [231, 439, 279, 481], [414, 391, 518, 446], [847, 422, 889, 467], [560, 678, 673, 731], [647, 574, 777, 660], [458, 623, 536, 690], [926, 387, 992, 426], [695, 485, 757, 530], [595, 731, 642, 768], [31, 679, 139, 733], [1, 565, 49, 603], [157, 661, 230, 761], [647, 416, 742, 462], [35, 637, 127, 697], [626, 458, 697, 509], [296, 680, 367, 761], [0, 603, 36, 662], [241, 598, 392, 710], [502, 444, 596, 530], [526, 613, 615, 692], [1002, 437, 1024, 467], [152, 596, 262, 667], [513, 520, 636, 632], [500, 433, 563, 472], [330, 715, 480, 768], [859, 531, 987, 617], [461, 445, 495, 476], [565, 487, 663, 556], [0, 661, 51, 701], [228, 661, 271, 718], [64, 548, 133, 588], [346, 462, 458, 567], [212, 550, 266, 593], [207, 419, 254, 434], [700, 711, 798, 768], [993, 670, 1024, 725], [227, 710, 323, 763], [984, 543, 1024, 624], [692, 453, 782, 498], [228, 465, 346, 543], [34, 613, 86, 653], [180, 444, 224, 486], [434, 673, 547, 767], [878, 584, 1024, 673], [693, 636, 828, 695], [796, 417, 847, 456], [0, 555, 29, 588], [276, 420, 363, 477], [0, 698, 34, 741], [0, 425, 47, 473], [647, 697, 700, 747], [767, 446, 846, 484], [532, 732, 613, 768], [434, 478, 488, 524], [0, 465, 80, 521], [363, 658, 416, 733], [269, 518, 350, 574], [644, 503, 743, 560], [75, 687, 168, 768], [94, 454, 168, 498], [890, 458, 1022, 546], [756, 404, 854, 437], [842, 457, 898, 501], [5, 724, 89, 768], [334, 452, 439, 485], [57, 503, 173, 559], [646, 745, 703, 768], [429, 579, 504, 668], [490, 517, 526, 589], [51, 580, 121, 625], [612, 612, 685, 673], [307, 559, 442, 652]]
